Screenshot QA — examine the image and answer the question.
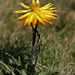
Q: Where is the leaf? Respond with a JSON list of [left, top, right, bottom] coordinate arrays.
[[0, 61, 15, 75], [18, 56, 22, 66], [0, 61, 11, 73], [5, 53, 20, 66], [39, 72, 46, 75], [20, 69, 27, 75]]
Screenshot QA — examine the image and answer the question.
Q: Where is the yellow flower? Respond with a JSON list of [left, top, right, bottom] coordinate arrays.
[[13, 0, 57, 28]]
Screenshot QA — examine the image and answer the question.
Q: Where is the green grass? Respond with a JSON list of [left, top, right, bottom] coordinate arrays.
[[0, 0, 75, 75]]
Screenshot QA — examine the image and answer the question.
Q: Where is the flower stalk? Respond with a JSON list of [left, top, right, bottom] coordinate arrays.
[[31, 23, 38, 66]]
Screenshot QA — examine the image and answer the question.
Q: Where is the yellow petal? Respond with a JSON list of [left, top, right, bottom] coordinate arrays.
[[50, 7, 56, 10], [40, 3, 53, 10], [32, 13, 37, 28], [13, 9, 31, 14], [24, 12, 33, 26], [36, 0, 40, 3], [19, 18, 26, 23], [16, 12, 30, 21], [49, 13, 57, 16], [38, 11, 57, 16], [37, 15, 45, 25], [40, 9, 57, 13], [33, 13, 37, 20], [32, 0, 35, 4], [37, 11, 56, 21], [37, 10, 49, 16], [37, 11, 48, 19], [37, 11, 54, 25], [32, 19, 37, 28], [28, 15, 33, 26], [49, 10, 57, 12], [44, 19, 53, 25], [19, 2, 30, 9], [45, 15, 57, 19]]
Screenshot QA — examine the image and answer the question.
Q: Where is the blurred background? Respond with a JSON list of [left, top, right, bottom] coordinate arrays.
[[0, 0, 75, 75]]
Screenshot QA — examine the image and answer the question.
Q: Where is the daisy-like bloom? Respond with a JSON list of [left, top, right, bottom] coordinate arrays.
[[13, 0, 57, 28]]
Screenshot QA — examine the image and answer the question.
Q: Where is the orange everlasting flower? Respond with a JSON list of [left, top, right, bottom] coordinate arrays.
[[13, 0, 57, 28]]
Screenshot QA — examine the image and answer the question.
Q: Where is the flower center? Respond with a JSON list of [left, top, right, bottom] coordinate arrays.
[[31, 3, 40, 12]]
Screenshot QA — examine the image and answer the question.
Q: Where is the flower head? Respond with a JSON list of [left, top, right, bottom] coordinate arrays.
[[13, 0, 57, 28]]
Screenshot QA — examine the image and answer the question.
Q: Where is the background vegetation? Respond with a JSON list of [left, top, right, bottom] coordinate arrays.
[[0, 0, 75, 75]]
